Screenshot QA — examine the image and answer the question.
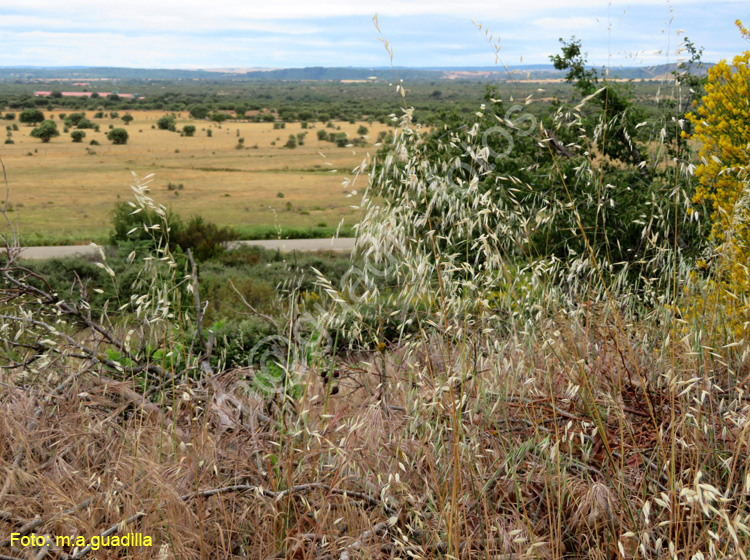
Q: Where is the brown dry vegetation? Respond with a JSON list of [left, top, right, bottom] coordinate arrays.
[[2, 111, 388, 240], [1, 307, 748, 559]]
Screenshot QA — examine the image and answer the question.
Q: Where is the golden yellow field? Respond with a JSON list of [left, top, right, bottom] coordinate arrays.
[[0, 110, 390, 242]]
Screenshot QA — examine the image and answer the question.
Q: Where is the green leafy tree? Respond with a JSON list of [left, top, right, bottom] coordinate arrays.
[[30, 120, 59, 142], [107, 128, 129, 145], [173, 215, 238, 261], [121, 114, 134, 125], [188, 104, 209, 120], [550, 37, 648, 169], [65, 112, 86, 127], [19, 109, 45, 125], [210, 112, 229, 123], [70, 130, 86, 143], [76, 118, 95, 129], [157, 115, 176, 131], [182, 125, 196, 137]]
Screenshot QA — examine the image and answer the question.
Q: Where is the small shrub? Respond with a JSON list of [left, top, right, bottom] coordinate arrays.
[[157, 115, 176, 130], [30, 120, 59, 142], [107, 128, 129, 145], [173, 215, 238, 261]]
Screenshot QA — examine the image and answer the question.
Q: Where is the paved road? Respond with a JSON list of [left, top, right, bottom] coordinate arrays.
[[9, 238, 356, 260]]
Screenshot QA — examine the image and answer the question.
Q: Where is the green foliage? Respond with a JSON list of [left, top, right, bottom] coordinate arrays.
[[209, 317, 278, 369], [30, 120, 59, 142], [188, 104, 209, 119], [284, 134, 297, 149], [109, 201, 180, 253], [107, 128, 129, 144], [76, 118, 95, 129], [210, 112, 229, 123], [70, 130, 86, 143], [65, 112, 86, 127], [19, 108, 45, 124], [121, 114, 134, 125], [172, 215, 238, 261], [550, 38, 599, 95], [157, 115, 176, 131], [182, 124, 196, 137]]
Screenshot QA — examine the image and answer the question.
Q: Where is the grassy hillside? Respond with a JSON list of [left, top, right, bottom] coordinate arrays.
[[1, 111, 386, 244]]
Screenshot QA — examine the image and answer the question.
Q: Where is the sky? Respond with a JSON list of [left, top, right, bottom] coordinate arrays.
[[0, 1, 748, 69]]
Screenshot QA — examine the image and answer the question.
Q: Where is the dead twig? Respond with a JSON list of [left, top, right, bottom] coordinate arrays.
[[229, 278, 279, 329], [339, 520, 392, 560]]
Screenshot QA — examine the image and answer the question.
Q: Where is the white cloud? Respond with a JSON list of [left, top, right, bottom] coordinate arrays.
[[0, 0, 747, 67]]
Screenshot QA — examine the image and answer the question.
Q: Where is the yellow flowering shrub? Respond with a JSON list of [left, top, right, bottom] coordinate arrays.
[[685, 21, 750, 335]]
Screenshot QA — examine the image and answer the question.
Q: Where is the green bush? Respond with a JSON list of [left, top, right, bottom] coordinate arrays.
[[157, 115, 176, 131], [76, 118, 95, 129], [209, 317, 278, 370], [107, 128, 129, 145], [173, 215, 239, 261], [65, 112, 86, 127], [109, 201, 180, 253], [30, 120, 59, 142]]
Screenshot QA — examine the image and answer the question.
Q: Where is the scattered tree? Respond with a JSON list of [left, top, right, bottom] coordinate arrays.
[[183, 125, 196, 137], [30, 120, 59, 142], [188, 104, 209, 120], [121, 114, 134, 125], [157, 115, 176, 131], [71, 130, 86, 143], [19, 108, 45, 125], [107, 128, 129, 145]]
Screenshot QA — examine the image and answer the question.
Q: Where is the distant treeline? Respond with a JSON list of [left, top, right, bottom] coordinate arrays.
[[0, 63, 711, 82], [0, 70, 681, 125]]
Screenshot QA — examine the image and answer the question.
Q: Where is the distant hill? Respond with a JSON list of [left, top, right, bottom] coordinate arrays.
[[0, 63, 713, 83]]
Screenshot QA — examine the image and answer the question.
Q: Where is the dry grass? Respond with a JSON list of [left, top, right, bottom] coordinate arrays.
[[1, 111, 388, 240], [1, 308, 748, 559], [2, 32, 749, 559]]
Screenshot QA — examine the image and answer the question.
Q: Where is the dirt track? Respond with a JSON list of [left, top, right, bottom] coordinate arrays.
[[11, 238, 356, 260]]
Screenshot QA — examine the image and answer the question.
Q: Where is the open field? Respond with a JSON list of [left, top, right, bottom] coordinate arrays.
[[0, 110, 391, 244]]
